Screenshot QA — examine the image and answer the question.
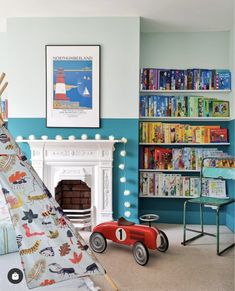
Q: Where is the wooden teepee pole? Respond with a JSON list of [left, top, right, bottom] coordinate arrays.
[[104, 273, 119, 291], [0, 81, 8, 97], [0, 72, 5, 86], [0, 72, 7, 126]]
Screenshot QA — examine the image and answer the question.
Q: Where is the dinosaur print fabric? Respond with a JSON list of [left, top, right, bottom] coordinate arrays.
[[0, 125, 105, 289]]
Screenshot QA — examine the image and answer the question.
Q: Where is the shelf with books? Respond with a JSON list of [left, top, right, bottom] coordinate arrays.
[[139, 117, 231, 122], [139, 169, 201, 173], [140, 89, 231, 94], [139, 142, 230, 146], [139, 195, 199, 199]]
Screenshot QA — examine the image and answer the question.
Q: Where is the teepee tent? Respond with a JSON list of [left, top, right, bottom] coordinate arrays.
[[0, 73, 117, 290]]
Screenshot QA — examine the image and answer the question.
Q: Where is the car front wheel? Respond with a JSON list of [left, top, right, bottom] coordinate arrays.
[[132, 241, 149, 266], [89, 232, 107, 253], [157, 230, 169, 252]]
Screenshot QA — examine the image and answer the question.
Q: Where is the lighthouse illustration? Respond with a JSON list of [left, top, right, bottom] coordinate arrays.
[[54, 68, 69, 100]]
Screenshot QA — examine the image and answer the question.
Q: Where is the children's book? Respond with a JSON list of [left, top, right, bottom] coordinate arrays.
[[193, 69, 201, 90], [171, 70, 176, 90], [154, 173, 159, 196], [141, 172, 149, 196], [148, 173, 155, 195], [215, 70, 231, 90], [212, 101, 230, 117], [141, 68, 149, 90], [139, 96, 147, 117], [168, 175, 177, 196], [187, 69, 194, 90], [200, 69, 212, 90], [182, 176, 190, 196], [210, 128, 228, 143], [190, 177, 201, 197], [159, 70, 171, 90]]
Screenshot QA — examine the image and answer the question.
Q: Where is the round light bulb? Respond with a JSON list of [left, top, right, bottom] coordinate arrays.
[[124, 201, 131, 208], [95, 134, 101, 140], [41, 135, 48, 140], [81, 134, 88, 140], [109, 135, 115, 140], [120, 177, 126, 183], [28, 134, 35, 140], [55, 135, 63, 140], [68, 135, 76, 140], [120, 150, 126, 157], [16, 136, 23, 141], [124, 211, 131, 218], [118, 164, 125, 170], [121, 137, 128, 143], [124, 190, 131, 196]]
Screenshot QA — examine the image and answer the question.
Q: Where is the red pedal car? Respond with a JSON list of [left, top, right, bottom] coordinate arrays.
[[89, 215, 169, 266]]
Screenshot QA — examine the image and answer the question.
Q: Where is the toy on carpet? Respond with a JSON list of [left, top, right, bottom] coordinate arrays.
[[89, 215, 169, 266]]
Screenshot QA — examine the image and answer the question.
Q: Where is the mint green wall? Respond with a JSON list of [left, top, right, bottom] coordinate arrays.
[[140, 31, 230, 69], [7, 17, 140, 118], [0, 32, 7, 72]]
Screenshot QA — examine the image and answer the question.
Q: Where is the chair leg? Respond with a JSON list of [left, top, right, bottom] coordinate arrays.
[[216, 207, 220, 255], [182, 200, 188, 245], [200, 204, 204, 234]]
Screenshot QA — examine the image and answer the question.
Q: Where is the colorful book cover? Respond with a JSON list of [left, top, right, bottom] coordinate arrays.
[[139, 96, 146, 117], [159, 70, 171, 90], [198, 97, 204, 117], [193, 69, 200, 90], [187, 69, 194, 90], [154, 173, 159, 196], [152, 122, 163, 143], [162, 174, 169, 196], [203, 98, 211, 117], [149, 69, 154, 90], [141, 68, 149, 90], [170, 124, 177, 143], [168, 175, 177, 196], [183, 148, 191, 170], [148, 96, 154, 117], [210, 128, 228, 143], [190, 177, 201, 196], [182, 176, 190, 196], [215, 70, 231, 90], [172, 148, 184, 170], [153, 96, 158, 117], [163, 123, 171, 143], [207, 179, 226, 198], [158, 173, 164, 196], [170, 70, 176, 90], [144, 147, 150, 169], [176, 175, 182, 196], [141, 172, 149, 195], [148, 173, 155, 195], [175, 70, 185, 90], [156, 96, 165, 117], [212, 100, 230, 117], [200, 69, 212, 90]]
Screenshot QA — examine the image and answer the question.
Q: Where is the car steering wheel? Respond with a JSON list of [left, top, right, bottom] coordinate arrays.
[[139, 214, 159, 227]]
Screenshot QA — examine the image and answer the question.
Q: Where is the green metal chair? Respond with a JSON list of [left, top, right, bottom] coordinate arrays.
[[182, 157, 235, 255]]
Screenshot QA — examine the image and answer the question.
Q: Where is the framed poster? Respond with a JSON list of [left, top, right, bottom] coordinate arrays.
[[46, 45, 100, 127]]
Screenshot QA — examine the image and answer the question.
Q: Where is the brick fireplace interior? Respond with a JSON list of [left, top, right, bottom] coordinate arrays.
[[55, 180, 91, 228]]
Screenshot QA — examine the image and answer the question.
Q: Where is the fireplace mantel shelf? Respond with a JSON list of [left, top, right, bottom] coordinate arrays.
[[17, 139, 122, 144]]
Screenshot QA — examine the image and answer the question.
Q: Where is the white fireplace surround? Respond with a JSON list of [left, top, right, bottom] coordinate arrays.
[[18, 139, 121, 228]]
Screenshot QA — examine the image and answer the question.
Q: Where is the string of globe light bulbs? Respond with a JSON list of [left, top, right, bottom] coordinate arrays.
[[119, 137, 131, 218]]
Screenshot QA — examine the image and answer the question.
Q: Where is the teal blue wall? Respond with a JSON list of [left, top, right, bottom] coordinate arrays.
[[8, 118, 139, 223]]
